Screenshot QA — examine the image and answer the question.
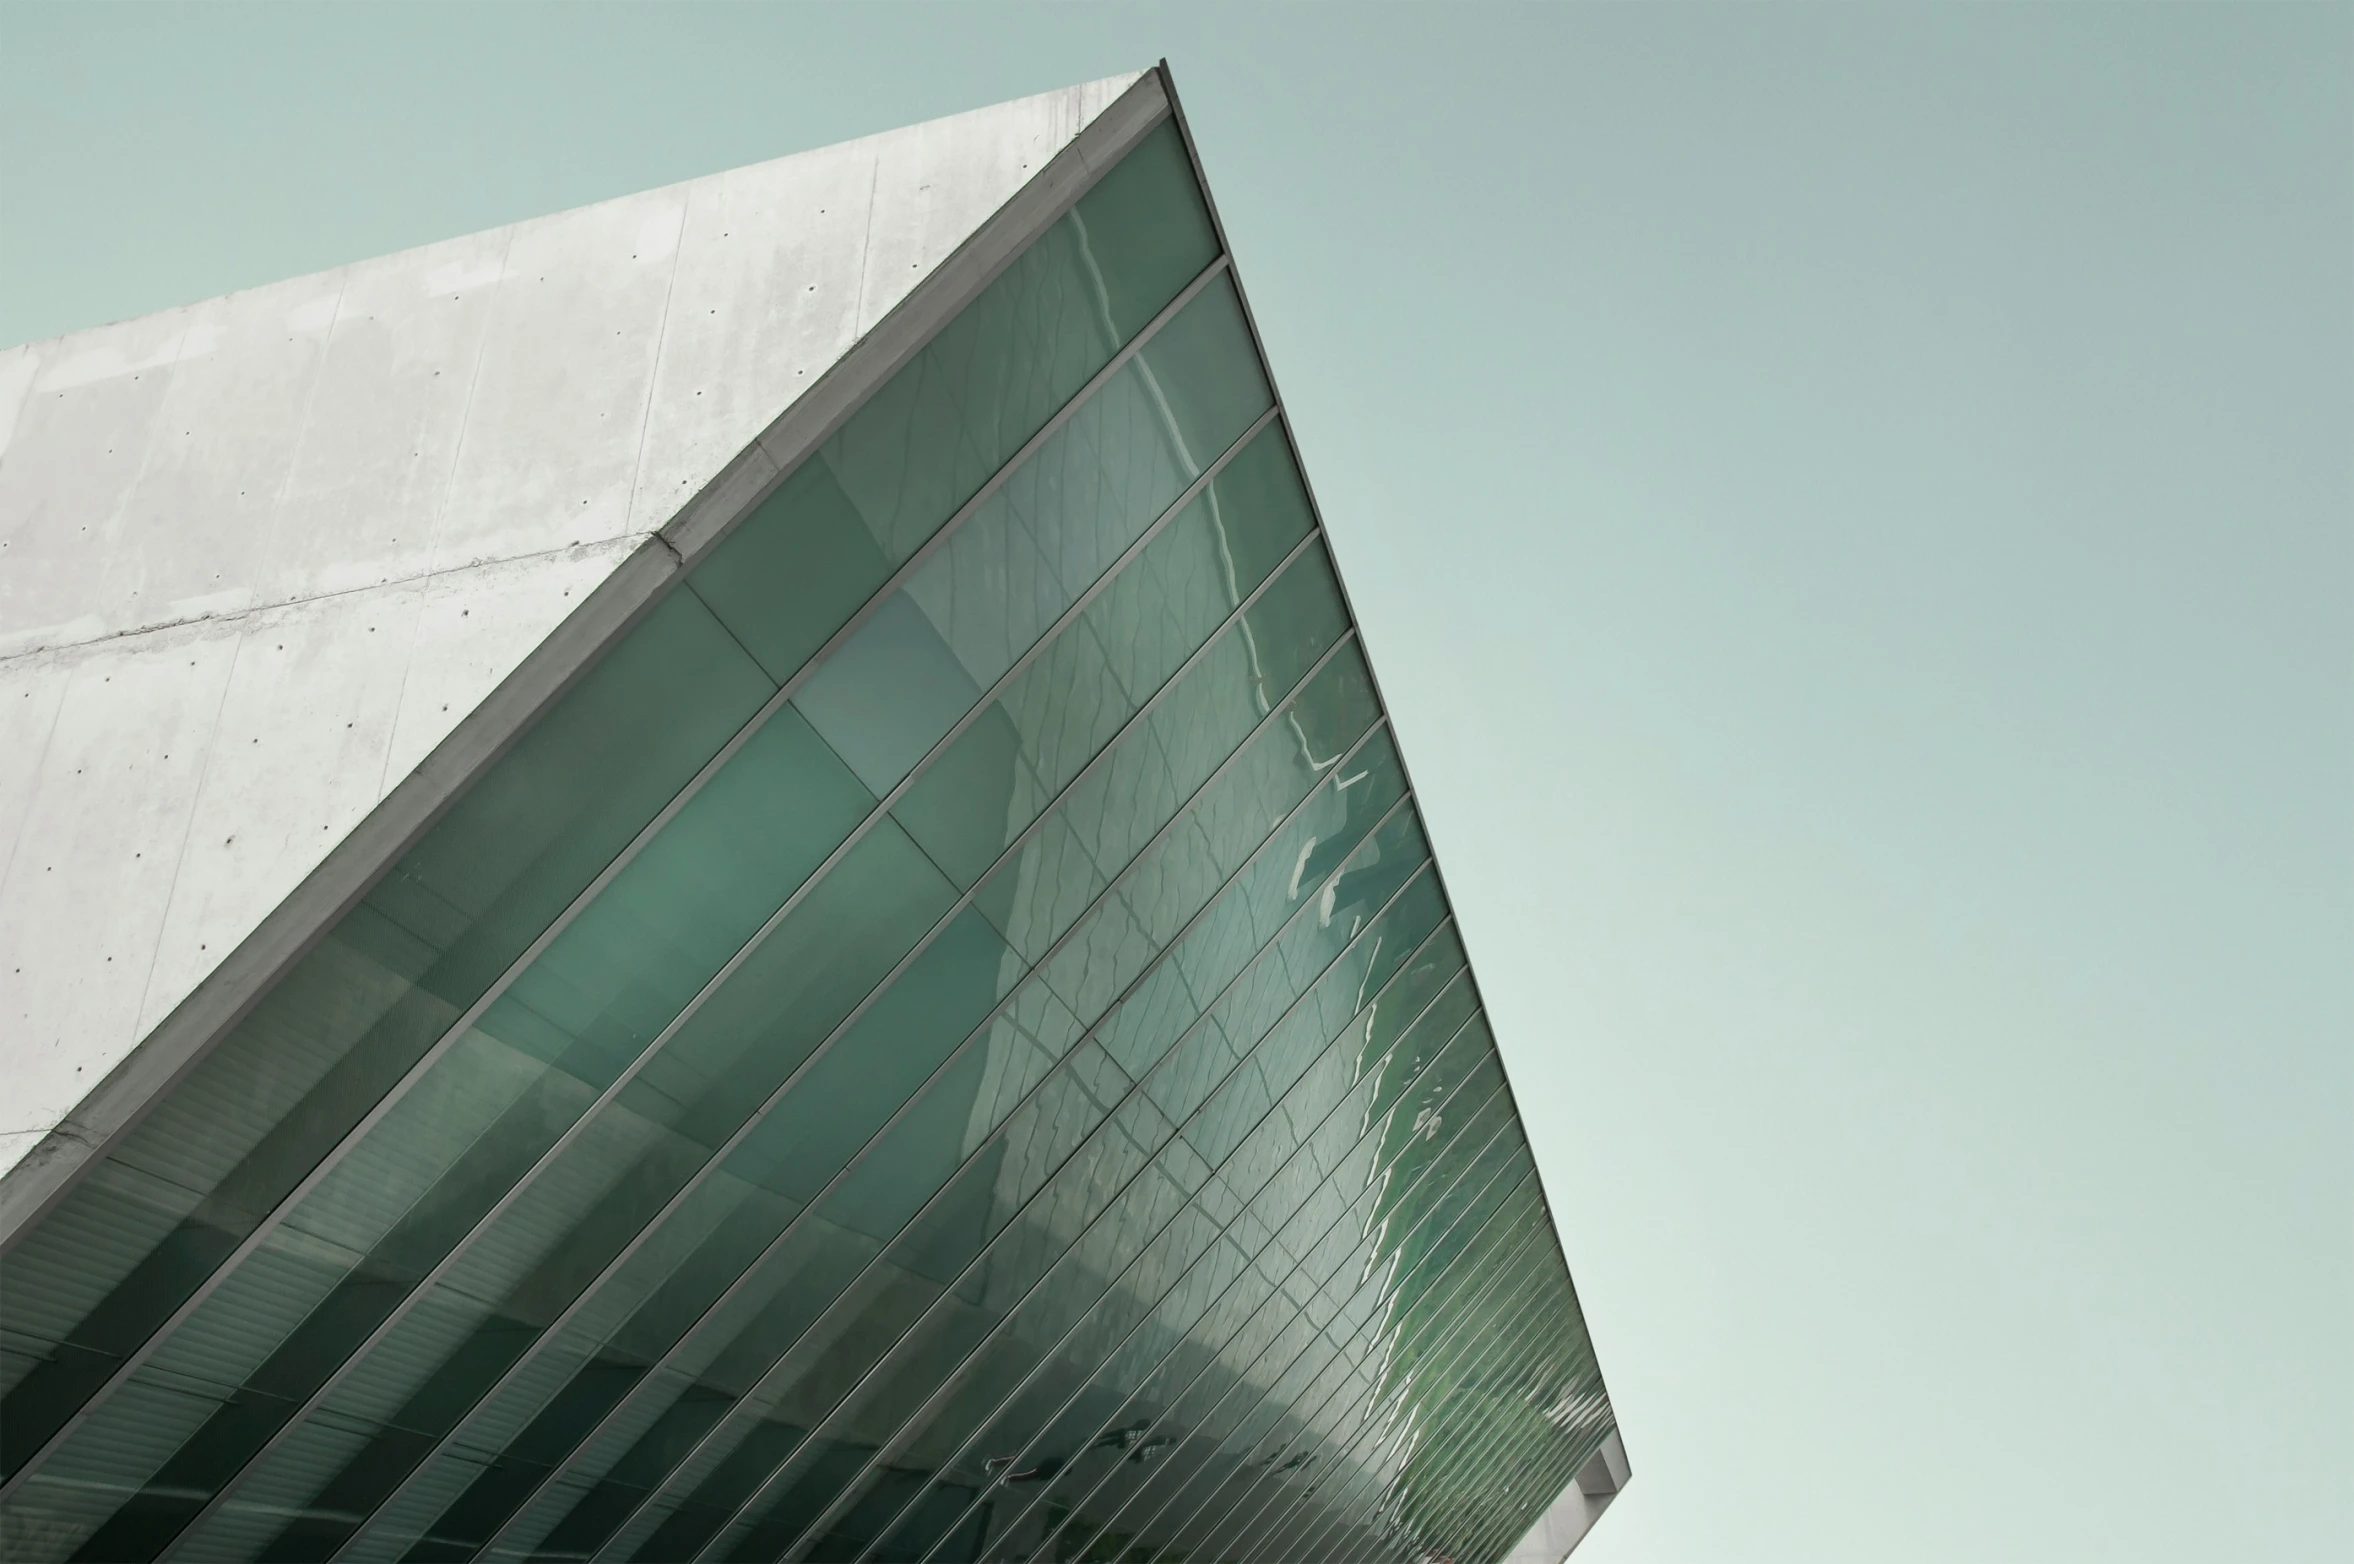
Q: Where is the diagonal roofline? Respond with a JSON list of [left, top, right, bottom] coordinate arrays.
[[0, 67, 1173, 1252]]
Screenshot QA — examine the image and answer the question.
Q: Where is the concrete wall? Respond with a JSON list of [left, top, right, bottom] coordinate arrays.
[[0, 73, 1145, 1183]]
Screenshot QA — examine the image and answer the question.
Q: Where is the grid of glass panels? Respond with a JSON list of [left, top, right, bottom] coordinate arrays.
[[0, 113, 1615, 1564]]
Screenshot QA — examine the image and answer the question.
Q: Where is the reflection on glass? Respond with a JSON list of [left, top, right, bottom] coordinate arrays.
[[0, 113, 1610, 1564]]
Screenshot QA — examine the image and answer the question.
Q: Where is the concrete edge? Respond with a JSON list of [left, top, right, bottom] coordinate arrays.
[[1501, 1426, 1632, 1563], [0, 68, 1172, 1255]]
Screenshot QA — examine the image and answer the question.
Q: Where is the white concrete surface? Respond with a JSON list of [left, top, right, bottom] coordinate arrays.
[[1501, 1426, 1631, 1563], [0, 73, 1147, 1187]]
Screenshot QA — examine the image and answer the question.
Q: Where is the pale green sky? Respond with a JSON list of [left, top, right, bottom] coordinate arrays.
[[3, 3, 2347, 1560]]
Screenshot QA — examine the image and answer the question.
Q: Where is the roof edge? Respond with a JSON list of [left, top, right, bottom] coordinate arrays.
[[0, 67, 1173, 1254]]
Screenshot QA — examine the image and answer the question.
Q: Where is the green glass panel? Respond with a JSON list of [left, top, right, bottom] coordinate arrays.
[[216, 830, 964, 1564], [1142, 1172, 1546, 1564], [999, 1116, 1534, 1564], [1020, 649, 1384, 1031], [39, 707, 897, 1564], [676, 844, 1433, 1562], [1067, 121, 1219, 346], [0, 588, 770, 1507], [344, 621, 1369, 1564], [837, 927, 1469, 1563], [1207, 1254, 1567, 1563], [547, 771, 1418, 1560], [685, 121, 1219, 687], [1290, 1242, 1593, 1564], [740, 875, 1450, 1561], [965, 555, 1364, 970], [789, 276, 1273, 796], [892, 423, 1314, 890], [0, 111, 1615, 1564]]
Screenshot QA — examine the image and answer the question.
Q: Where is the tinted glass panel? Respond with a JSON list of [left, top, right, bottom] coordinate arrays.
[[685, 122, 1219, 687], [0, 113, 1612, 1564]]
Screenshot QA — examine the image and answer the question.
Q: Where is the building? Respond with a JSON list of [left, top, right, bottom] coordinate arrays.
[[0, 67, 1627, 1564]]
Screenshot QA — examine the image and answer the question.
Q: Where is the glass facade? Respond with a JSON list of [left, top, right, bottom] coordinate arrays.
[[0, 113, 1615, 1564]]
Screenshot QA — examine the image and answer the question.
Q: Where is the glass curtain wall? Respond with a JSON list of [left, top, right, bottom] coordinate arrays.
[[0, 114, 1613, 1564]]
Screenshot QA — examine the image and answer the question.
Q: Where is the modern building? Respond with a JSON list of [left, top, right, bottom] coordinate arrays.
[[0, 68, 1626, 1564]]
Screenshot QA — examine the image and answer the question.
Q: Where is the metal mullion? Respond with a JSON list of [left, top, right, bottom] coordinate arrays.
[[2, 246, 1242, 1518], [1178, 1174, 1560, 1564], [853, 965, 1482, 1564], [165, 402, 1294, 1564], [963, 1078, 1513, 1564], [408, 660, 1385, 1564], [1003, 1111, 1532, 1564], [1153, 64, 1593, 1356], [756, 894, 1456, 1564], [1156, 76, 1615, 1560], [1024, 1141, 1536, 1564], [1289, 1311, 1570, 1564], [1447, 1360, 1611, 1564], [1288, 1245, 1577, 1564], [924, 1004, 1502, 1564], [500, 782, 1421, 1564], [1359, 1373, 1587, 1564], [331, 544, 1358, 1564], [1430, 1421, 1584, 1564], [819, 918, 1468, 1564], [959, 1085, 1520, 1564], [1457, 1425, 1602, 1564], [1299, 1301, 1578, 1564], [682, 827, 1439, 1564], [1189, 1218, 1561, 1564], [1214, 1243, 1563, 1564], [1243, 1251, 1567, 1564], [1315, 1288, 1578, 1564], [1424, 1380, 1585, 1564], [1295, 1269, 1589, 1564]]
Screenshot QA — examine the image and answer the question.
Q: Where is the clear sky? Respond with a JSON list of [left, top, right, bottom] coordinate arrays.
[[3, 3, 2347, 1560]]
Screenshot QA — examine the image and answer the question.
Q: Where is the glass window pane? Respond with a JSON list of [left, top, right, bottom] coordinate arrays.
[[0, 588, 771, 1501], [789, 278, 1274, 797], [1006, 1125, 1537, 1564], [892, 423, 1314, 890], [33, 794, 944, 1564], [685, 122, 1220, 687], [848, 933, 1470, 1562], [359, 640, 1376, 1564]]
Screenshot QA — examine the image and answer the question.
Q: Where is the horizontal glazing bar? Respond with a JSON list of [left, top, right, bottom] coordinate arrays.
[[0, 247, 1240, 1537], [770, 913, 1473, 1560], [156, 336, 1292, 1564], [1217, 1237, 1568, 1564], [1091, 1147, 1547, 1563], [1006, 1139, 1539, 1564], [324, 494, 1350, 1564], [463, 780, 1421, 1564], [1149, 1166, 1553, 1564], [836, 961, 1488, 1564], [344, 633, 1383, 1564], [1249, 1254, 1589, 1564], [894, 1006, 1506, 1564], [1234, 1228, 1579, 1561], [119, 277, 1280, 1564], [642, 830, 1438, 1563], [1282, 1301, 1579, 1564]]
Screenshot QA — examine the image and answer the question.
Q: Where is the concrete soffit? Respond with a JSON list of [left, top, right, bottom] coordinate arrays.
[[0, 68, 1173, 1247], [1501, 1427, 1632, 1563]]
